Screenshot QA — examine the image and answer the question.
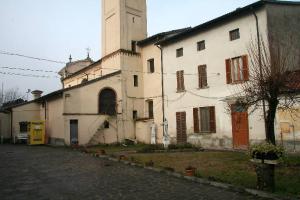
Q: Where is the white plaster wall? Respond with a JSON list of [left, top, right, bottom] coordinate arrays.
[[162, 9, 268, 148]]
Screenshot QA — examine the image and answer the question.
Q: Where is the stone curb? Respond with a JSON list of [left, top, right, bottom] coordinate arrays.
[[77, 149, 298, 200]]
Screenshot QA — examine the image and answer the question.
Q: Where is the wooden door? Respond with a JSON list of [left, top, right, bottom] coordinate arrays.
[[70, 120, 78, 145], [231, 105, 249, 149], [176, 112, 187, 144]]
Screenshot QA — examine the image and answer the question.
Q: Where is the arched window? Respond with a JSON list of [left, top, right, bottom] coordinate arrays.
[[99, 88, 116, 116]]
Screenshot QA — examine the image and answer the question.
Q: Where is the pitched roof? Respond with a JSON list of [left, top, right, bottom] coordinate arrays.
[[137, 28, 191, 47], [2, 70, 121, 110], [158, 0, 300, 46], [285, 70, 300, 92]]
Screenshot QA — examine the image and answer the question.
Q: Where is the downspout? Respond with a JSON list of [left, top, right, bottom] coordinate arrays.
[[10, 109, 13, 143], [156, 45, 165, 136], [251, 8, 268, 136], [44, 101, 47, 144]]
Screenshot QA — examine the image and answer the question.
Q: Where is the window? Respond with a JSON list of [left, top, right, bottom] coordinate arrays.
[[131, 41, 136, 52], [133, 110, 138, 120], [225, 55, 249, 84], [198, 65, 208, 88], [176, 48, 183, 57], [176, 70, 185, 92], [193, 107, 216, 133], [197, 40, 206, 51], [19, 122, 29, 133], [148, 100, 154, 119], [81, 78, 88, 84], [229, 29, 240, 41], [133, 75, 138, 87], [147, 59, 155, 73], [99, 88, 117, 116], [104, 120, 109, 129]]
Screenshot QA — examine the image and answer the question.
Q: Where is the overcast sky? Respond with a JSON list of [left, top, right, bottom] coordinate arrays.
[[0, 0, 266, 98]]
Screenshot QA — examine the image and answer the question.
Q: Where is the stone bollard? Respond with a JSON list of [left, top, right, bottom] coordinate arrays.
[[255, 163, 275, 192]]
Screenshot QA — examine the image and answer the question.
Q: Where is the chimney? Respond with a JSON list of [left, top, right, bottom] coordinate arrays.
[[31, 90, 43, 100]]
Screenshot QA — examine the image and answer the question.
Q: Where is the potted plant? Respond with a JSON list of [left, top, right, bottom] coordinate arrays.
[[250, 142, 284, 161], [119, 154, 127, 161], [145, 160, 154, 167], [185, 166, 196, 176], [95, 149, 106, 157]]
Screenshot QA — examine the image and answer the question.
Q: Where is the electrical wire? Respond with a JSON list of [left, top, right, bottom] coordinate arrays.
[[0, 50, 66, 64], [0, 66, 59, 74], [0, 71, 60, 79]]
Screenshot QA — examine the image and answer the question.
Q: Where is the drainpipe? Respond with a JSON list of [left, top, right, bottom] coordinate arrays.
[[44, 101, 47, 144], [251, 8, 268, 137], [156, 44, 165, 137], [10, 109, 13, 143]]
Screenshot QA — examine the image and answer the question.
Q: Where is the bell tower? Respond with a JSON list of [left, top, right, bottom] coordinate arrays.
[[102, 0, 147, 57]]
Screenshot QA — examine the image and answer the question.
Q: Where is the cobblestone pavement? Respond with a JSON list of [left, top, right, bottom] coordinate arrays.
[[0, 145, 266, 200]]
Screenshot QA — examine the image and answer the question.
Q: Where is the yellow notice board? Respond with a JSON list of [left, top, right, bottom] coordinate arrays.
[[29, 121, 45, 145]]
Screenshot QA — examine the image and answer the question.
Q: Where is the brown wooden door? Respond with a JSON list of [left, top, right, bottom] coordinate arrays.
[[231, 105, 249, 149], [176, 112, 187, 144]]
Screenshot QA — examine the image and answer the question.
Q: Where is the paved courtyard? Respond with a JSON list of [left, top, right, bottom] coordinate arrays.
[[0, 145, 265, 200]]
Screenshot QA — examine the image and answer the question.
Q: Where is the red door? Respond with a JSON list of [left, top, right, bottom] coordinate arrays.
[[176, 112, 187, 144], [231, 105, 249, 149]]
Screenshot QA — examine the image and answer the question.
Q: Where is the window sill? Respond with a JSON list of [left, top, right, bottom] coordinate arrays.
[[228, 81, 246, 85], [230, 38, 240, 41], [194, 132, 216, 135], [135, 117, 154, 122], [176, 90, 186, 93], [197, 86, 209, 90]]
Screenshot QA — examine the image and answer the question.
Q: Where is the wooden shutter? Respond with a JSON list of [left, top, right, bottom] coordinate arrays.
[[181, 71, 185, 90], [176, 112, 187, 144], [177, 71, 181, 91], [209, 107, 216, 133], [225, 59, 232, 84], [177, 70, 184, 91], [242, 55, 249, 81], [198, 65, 207, 88], [193, 108, 200, 133]]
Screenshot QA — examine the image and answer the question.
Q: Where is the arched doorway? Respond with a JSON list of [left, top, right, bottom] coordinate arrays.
[[99, 88, 117, 116]]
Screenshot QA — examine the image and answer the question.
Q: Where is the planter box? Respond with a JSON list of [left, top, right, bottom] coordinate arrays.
[[251, 151, 281, 161], [185, 168, 196, 176]]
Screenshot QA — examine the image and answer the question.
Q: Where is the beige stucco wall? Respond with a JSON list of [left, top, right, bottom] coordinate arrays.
[[11, 102, 41, 138], [62, 74, 123, 145], [0, 112, 11, 140], [102, 0, 147, 56], [276, 106, 300, 151], [162, 8, 268, 148], [140, 44, 164, 143], [46, 98, 64, 144], [135, 120, 152, 144]]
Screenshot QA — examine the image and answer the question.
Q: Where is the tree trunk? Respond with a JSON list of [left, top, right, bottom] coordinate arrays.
[[266, 99, 278, 145]]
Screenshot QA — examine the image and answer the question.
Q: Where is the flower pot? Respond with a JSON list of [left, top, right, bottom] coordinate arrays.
[[97, 149, 106, 155], [119, 155, 126, 161], [252, 151, 280, 161], [185, 167, 196, 176]]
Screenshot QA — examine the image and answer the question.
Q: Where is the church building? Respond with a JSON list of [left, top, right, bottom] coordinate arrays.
[[0, 0, 299, 151]]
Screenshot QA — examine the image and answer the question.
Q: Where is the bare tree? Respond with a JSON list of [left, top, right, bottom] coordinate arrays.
[[0, 87, 25, 108], [235, 37, 299, 145]]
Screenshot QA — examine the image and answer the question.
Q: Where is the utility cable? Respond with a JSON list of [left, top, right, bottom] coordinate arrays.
[[0, 50, 66, 64]]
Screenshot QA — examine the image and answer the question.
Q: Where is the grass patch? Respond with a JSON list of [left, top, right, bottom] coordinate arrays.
[[129, 151, 300, 196], [86, 143, 148, 154]]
